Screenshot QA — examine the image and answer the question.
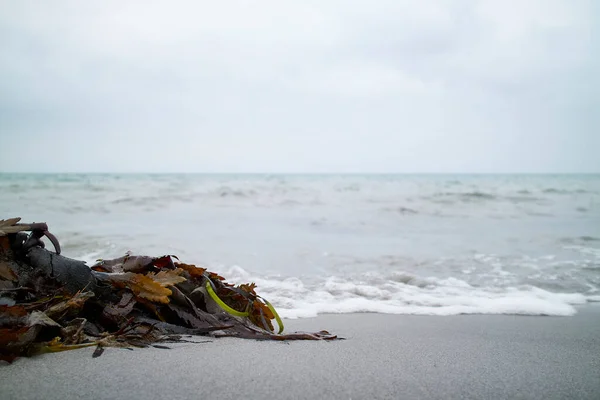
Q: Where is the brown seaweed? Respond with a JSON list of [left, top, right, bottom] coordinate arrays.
[[0, 218, 338, 363]]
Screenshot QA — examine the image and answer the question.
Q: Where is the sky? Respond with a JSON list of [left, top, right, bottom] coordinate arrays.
[[0, 0, 597, 173]]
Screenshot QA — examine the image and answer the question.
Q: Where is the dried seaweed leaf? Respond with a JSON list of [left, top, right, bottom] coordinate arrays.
[[0, 262, 18, 281], [45, 291, 94, 320], [94, 272, 173, 303], [28, 310, 62, 328], [102, 293, 136, 322], [0, 218, 21, 226], [32, 337, 97, 355], [165, 303, 231, 331], [175, 262, 207, 279], [0, 218, 27, 236], [0, 305, 28, 327], [123, 273, 173, 303], [0, 326, 31, 349], [149, 268, 187, 287], [62, 318, 88, 345], [91, 255, 155, 273], [128, 274, 173, 303], [152, 255, 177, 269]]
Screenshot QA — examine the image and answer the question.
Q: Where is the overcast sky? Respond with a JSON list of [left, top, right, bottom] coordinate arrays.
[[0, 0, 597, 173]]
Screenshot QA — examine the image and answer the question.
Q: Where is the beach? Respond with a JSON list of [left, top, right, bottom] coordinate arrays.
[[2, 1, 597, 397], [2, 175, 599, 398], [2, 305, 599, 400]]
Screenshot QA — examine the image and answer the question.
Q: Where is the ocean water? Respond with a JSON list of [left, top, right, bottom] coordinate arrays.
[[1, 173, 599, 318]]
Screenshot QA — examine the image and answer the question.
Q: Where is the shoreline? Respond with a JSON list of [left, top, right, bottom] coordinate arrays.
[[2, 306, 600, 399]]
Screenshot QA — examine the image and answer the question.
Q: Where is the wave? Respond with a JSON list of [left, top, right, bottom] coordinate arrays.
[[431, 191, 552, 204], [505, 195, 544, 203], [216, 186, 258, 198], [560, 236, 600, 245], [460, 191, 497, 200], [112, 196, 162, 205], [219, 267, 594, 319], [543, 188, 590, 194], [432, 191, 497, 201], [382, 206, 419, 215], [335, 184, 361, 192]]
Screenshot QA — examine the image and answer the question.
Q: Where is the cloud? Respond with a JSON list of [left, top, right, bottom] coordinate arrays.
[[0, 0, 597, 173]]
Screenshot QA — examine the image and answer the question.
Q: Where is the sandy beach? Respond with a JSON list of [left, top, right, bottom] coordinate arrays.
[[2, 305, 599, 400]]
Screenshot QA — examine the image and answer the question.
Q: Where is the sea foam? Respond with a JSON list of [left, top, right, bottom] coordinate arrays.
[[218, 266, 591, 318]]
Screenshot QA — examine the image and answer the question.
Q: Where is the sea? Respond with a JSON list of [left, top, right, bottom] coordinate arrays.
[[1, 173, 599, 318]]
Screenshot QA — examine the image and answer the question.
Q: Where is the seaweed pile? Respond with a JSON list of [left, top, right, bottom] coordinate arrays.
[[0, 218, 337, 363]]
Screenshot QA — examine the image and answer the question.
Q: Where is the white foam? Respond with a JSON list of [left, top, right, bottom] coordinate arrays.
[[76, 251, 105, 266], [565, 245, 600, 258], [217, 266, 590, 318]]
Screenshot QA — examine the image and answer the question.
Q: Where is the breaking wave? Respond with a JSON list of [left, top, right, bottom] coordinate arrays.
[[542, 188, 590, 194], [218, 266, 594, 318], [432, 191, 498, 201]]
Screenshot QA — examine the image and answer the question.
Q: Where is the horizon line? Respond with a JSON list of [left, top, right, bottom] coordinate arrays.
[[1, 171, 599, 175]]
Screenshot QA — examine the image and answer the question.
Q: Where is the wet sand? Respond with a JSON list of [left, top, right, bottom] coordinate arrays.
[[2, 306, 599, 400]]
